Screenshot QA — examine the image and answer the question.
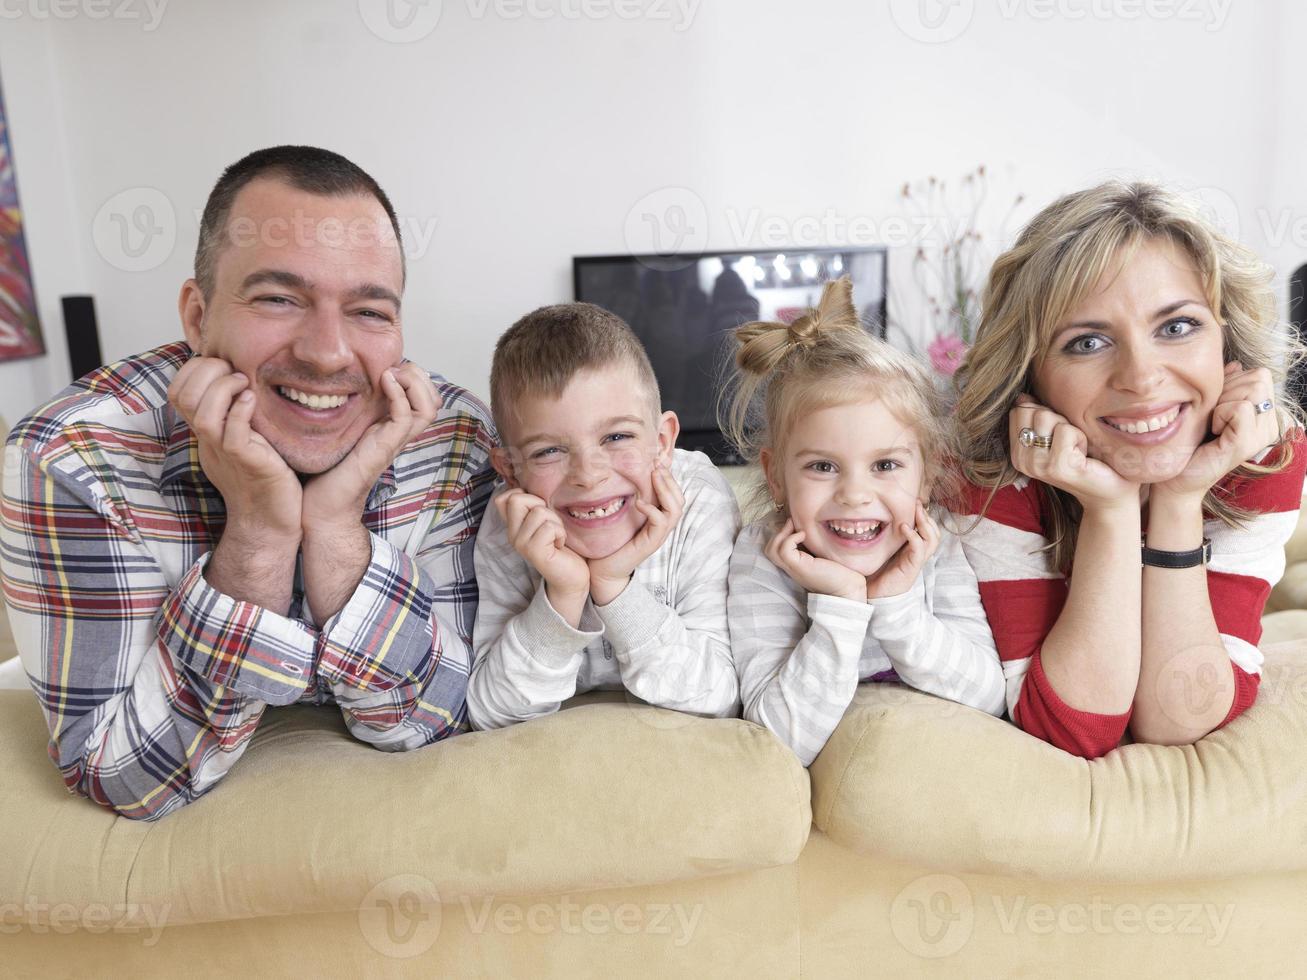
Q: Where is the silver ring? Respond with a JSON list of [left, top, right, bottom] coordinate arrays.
[[1253, 398, 1274, 415], [1018, 426, 1053, 450]]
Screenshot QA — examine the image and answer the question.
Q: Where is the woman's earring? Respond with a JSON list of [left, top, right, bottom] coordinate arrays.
[[774, 499, 785, 512]]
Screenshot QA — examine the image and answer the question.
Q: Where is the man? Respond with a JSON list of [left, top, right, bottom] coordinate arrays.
[[0, 146, 496, 820]]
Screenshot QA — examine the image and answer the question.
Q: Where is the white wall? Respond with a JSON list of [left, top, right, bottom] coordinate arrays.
[[0, 0, 1295, 422]]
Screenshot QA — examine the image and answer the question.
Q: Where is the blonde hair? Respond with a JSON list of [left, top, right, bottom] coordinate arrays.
[[490, 302, 660, 441], [955, 179, 1304, 572], [720, 277, 959, 523]]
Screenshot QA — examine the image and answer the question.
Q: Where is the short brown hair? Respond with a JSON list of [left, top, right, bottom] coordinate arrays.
[[490, 302, 662, 440], [195, 145, 404, 299]]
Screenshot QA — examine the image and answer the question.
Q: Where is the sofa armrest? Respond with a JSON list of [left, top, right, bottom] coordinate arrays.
[[809, 640, 1307, 882], [0, 693, 810, 927]]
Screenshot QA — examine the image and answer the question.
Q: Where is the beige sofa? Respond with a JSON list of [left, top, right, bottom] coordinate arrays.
[[5, 492, 1307, 976]]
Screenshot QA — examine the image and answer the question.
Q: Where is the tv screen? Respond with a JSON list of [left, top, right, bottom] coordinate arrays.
[[573, 247, 888, 464]]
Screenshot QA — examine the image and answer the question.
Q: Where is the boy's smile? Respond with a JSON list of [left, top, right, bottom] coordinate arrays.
[[494, 365, 679, 560]]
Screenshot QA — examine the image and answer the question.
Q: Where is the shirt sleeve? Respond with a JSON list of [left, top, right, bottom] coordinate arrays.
[[596, 464, 741, 718], [866, 525, 1007, 718], [1203, 430, 1307, 729], [952, 481, 1130, 758], [728, 522, 873, 766], [465, 489, 602, 730], [1, 443, 302, 820], [316, 416, 498, 751]]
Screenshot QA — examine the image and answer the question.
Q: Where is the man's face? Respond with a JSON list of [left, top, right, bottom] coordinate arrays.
[[494, 365, 678, 560], [181, 177, 405, 474]]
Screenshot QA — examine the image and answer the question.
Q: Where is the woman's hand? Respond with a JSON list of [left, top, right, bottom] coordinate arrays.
[[1009, 395, 1138, 512], [1154, 362, 1280, 504]]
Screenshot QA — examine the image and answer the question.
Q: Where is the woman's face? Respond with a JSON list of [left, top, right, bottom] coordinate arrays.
[[1031, 237, 1228, 485]]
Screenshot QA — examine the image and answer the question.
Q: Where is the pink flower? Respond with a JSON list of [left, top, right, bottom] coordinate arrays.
[[928, 333, 968, 376]]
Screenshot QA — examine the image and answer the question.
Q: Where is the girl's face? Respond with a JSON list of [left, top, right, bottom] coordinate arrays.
[[763, 397, 928, 577], [1031, 237, 1227, 485]]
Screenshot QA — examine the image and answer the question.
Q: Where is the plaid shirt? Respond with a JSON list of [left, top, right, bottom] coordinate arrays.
[[1, 342, 495, 820]]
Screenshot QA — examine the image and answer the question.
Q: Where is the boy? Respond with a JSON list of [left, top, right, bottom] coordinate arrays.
[[468, 302, 741, 729]]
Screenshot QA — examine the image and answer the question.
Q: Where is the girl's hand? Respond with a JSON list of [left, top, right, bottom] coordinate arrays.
[[764, 518, 867, 604], [865, 500, 940, 601], [1155, 362, 1280, 503], [1009, 395, 1137, 512]]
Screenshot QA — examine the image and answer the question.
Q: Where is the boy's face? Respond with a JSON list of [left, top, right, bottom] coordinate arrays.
[[493, 364, 679, 560]]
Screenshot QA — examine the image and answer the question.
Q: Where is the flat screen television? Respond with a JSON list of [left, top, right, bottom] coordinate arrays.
[[573, 247, 888, 464]]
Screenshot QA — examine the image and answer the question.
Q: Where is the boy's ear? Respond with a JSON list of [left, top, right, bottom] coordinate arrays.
[[179, 279, 206, 353], [655, 410, 680, 465], [490, 447, 520, 488]]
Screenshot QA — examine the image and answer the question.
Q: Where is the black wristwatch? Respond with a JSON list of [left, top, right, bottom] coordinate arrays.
[[1140, 536, 1211, 569]]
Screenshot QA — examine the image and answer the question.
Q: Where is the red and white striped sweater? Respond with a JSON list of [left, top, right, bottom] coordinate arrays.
[[952, 433, 1307, 758]]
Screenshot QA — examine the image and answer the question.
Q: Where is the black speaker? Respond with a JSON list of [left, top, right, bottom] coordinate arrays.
[[61, 295, 104, 381]]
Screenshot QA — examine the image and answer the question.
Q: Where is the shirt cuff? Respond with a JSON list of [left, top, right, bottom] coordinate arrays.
[[592, 580, 670, 653], [806, 592, 874, 632], [510, 579, 603, 669], [157, 553, 316, 705], [867, 577, 927, 629], [318, 532, 436, 692]]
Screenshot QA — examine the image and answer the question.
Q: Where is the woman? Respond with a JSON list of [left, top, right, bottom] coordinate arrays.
[[953, 180, 1306, 758]]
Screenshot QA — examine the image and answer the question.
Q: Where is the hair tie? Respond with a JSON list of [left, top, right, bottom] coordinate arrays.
[[787, 314, 819, 349]]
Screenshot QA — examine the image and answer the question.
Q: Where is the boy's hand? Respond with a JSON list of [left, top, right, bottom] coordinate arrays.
[[765, 518, 867, 603], [589, 461, 684, 606], [865, 500, 939, 601], [496, 488, 590, 626]]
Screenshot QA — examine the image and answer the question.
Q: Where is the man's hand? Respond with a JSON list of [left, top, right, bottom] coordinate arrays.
[[764, 517, 867, 603], [865, 499, 940, 601], [168, 356, 302, 612], [168, 356, 302, 541], [1010, 394, 1138, 514], [300, 363, 439, 625], [588, 462, 684, 606], [302, 363, 439, 533], [496, 489, 591, 627], [1154, 362, 1280, 504]]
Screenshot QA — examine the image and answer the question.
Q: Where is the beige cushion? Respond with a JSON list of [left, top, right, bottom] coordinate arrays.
[[0, 691, 810, 926], [810, 639, 1307, 882]]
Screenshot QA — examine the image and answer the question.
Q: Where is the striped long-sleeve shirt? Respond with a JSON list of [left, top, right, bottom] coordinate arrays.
[[951, 433, 1307, 759], [727, 515, 1007, 766], [1, 342, 496, 820], [467, 448, 741, 729]]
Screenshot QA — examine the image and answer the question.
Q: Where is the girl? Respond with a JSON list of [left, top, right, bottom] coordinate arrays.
[[723, 277, 1006, 766], [953, 180, 1307, 759]]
